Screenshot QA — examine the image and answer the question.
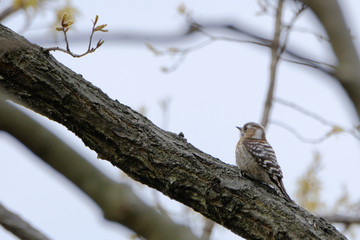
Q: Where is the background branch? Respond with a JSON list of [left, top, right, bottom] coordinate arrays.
[[322, 214, 360, 225], [0, 202, 50, 240], [261, 0, 284, 128], [0, 95, 200, 240], [29, 21, 333, 75], [298, 0, 360, 116]]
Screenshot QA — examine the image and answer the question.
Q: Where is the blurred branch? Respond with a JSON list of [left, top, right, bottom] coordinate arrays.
[[271, 119, 351, 144], [261, 0, 284, 128], [298, 0, 360, 117], [261, 2, 307, 128], [0, 6, 17, 21], [147, 39, 214, 73], [271, 120, 329, 144], [274, 98, 360, 141], [299, 0, 360, 80], [0, 95, 200, 240], [0, 202, 50, 240], [275, 98, 333, 126], [322, 214, 360, 225], [279, 3, 308, 55], [29, 21, 333, 75], [0, 0, 47, 31], [200, 219, 215, 240]]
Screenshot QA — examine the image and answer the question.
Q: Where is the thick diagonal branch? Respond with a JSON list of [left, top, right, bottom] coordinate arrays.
[[0, 24, 346, 240], [0, 96, 200, 240]]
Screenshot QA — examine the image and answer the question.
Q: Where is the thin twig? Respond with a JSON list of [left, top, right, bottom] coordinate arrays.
[[274, 98, 360, 141], [160, 39, 213, 72], [32, 20, 335, 75], [261, 2, 308, 128], [275, 98, 335, 126], [271, 120, 328, 143], [261, 0, 284, 128], [43, 14, 107, 58], [281, 57, 335, 70], [63, 27, 70, 52], [150, 27, 270, 72], [322, 214, 360, 225], [279, 3, 308, 55]]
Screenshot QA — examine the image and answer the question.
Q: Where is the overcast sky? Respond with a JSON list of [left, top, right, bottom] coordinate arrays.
[[1, 0, 360, 239]]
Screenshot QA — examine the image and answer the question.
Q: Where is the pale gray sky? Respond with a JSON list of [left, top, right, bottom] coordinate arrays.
[[1, 0, 360, 239]]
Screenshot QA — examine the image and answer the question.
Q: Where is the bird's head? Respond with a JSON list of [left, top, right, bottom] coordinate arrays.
[[236, 122, 265, 140]]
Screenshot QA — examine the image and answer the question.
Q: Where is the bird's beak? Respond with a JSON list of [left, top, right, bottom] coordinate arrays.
[[236, 126, 244, 137]]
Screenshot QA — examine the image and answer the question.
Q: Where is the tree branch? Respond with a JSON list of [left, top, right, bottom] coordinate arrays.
[[261, 0, 284, 128], [298, 0, 360, 116], [28, 22, 331, 73], [0, 202, 50, 240], [0, 95, 200, 240], [0, 6, 16, 21], [29, 21, 336, 79], [0, 24, 346, 240], [322, 214, 360, 225]]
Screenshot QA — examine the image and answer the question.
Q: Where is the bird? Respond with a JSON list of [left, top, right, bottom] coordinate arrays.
[[235, 122, 292, 202]]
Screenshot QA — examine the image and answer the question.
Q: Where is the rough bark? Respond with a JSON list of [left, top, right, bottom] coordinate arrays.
[[0, 97, 201, 240], [0, 24, 346, 240]]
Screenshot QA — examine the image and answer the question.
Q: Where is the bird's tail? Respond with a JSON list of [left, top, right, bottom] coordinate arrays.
[[275, 178, 294, 203]]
